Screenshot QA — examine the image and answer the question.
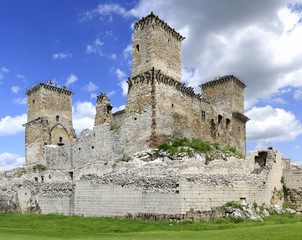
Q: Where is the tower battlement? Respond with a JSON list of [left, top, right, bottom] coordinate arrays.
[[134, 12, 185, 42], [25, 83, 73, 96]]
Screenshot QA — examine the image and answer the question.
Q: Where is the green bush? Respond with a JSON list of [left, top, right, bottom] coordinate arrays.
[[110, 124, 120, 131], [33, 164, 47, 172], [225, 201, 243, 210], [156, 138, 217, 156]]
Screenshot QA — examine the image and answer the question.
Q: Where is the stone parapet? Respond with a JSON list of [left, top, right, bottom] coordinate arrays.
[[134, 12, 185, 42], [25, 83, 74, 96], [200, 74, 246, 89], [127, 68, 210, 104]]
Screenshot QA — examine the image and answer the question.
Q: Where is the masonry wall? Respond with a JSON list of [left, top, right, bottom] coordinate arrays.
[[154, 80, 246, 156], [284, 168, 302, 189]]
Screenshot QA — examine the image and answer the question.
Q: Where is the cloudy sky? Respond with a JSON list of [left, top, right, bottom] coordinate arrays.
[[0, 0, 302, 170]]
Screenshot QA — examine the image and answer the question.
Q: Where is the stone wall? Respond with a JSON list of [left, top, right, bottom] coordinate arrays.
[[1, 148, 291, 219]]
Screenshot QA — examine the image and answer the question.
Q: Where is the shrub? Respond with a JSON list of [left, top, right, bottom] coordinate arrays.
[[110, 124, 120, 131], [253, 202, 258, 208], [33, 164, 47, 172], [225, 201, 243, 210], [282, 184, 291, 196]]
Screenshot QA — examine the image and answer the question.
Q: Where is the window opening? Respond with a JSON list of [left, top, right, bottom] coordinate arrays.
[[226, 118, 230, 129], [56, 115, 59, 122], [238, 126, 241, 134], [171, 103, 174, 108], [59, 137, 63, 143], [32, 99, 35, 104], [69, 171, 74, 181], [135, 44, 140, 53], [218, 115, 223, 125], [201, 111, 206, 122]]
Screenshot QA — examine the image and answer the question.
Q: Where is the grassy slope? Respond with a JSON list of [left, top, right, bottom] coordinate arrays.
[[0, 214, 302, 240]]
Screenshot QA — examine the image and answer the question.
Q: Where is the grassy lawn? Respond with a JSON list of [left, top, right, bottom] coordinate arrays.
[[0, 213, 301, 240]]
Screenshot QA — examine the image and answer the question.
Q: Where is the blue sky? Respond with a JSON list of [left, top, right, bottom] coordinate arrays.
[[1, 0, 302, 169]]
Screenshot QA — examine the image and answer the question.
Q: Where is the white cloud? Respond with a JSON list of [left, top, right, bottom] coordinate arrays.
[[1, 66, 9, 73], [83, 81, 98, 92], [114, 68, 128, 96], [11, 86, 20, 94], [66, 74, 78, 86], [0, 152, 24, 171], [294, 88, 302, 100], [90, 93, 97, 99], [0, 66, 9, 80], [112, 105, 125, 113], [86, 38, 104, 55], [107, 90, 116, 97], [291, 145, 300, 150], [53, 52, 72, 59], [13, 98, 27, 105], [115, 68, 126, 80], [80, 3, 132, 22], [246, 105, 302, 142], [16, 74, 25, 80], [72, 101, 96, 134], [0, 114, 26, 136], [123, 44, 132, 60], [119, 81, 128, 96]]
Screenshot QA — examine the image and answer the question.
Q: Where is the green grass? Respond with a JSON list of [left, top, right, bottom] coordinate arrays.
[[0, 213, 302, 239], [156, 138, 242, 158]]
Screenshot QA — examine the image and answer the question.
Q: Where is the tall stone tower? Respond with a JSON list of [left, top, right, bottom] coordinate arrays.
[[125, 12, 185, 148], [131, 12, 185, 81], [23, 83, 76, 165]]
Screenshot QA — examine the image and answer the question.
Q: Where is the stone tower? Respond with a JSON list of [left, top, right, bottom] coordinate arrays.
[[200, 75, 246, 114], [200, 75, 249, 156], [23, 83, 76, 165], [131, 12, 185, 81], [94, 92, 112, 126]]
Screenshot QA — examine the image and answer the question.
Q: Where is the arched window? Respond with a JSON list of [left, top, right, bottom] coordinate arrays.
[[135, 44, 140, 53], [226, 118, 230, 129], [59, 137, 63, 143], [218, 115, 223, 125], [56, 115, 59, 122]]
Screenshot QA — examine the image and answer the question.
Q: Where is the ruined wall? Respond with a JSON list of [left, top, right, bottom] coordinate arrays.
[[24, 118, 49, 165], [0, 149, 290, 219], [112, 109, 126, 126], [284, 166, 302, 190], [95, 93, 112, 126]]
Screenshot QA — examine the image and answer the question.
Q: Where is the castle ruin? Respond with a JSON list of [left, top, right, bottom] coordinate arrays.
[[24, 12, 248, 169], [0, 13, 301, 220]]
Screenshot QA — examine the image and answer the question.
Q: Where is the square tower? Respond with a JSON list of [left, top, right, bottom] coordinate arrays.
[[131, 12, 185, 82], [23, 83, 76, 165]]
